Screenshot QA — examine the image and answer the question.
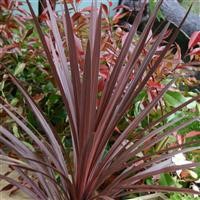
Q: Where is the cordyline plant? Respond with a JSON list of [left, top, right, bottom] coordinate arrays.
[[0, 0, 200, 199]]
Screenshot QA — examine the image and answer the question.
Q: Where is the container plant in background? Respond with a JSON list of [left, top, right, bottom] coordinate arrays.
[[0, 0, 200, 199], [0, 0, 68, 133], [1, 0, 198, 133]]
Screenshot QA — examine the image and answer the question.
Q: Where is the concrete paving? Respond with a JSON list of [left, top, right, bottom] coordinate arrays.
[[0, 163, 31, 200]]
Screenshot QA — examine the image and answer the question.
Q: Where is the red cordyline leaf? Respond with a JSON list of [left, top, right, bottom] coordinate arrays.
[[189, 31, 200, 49], [116, 185, 200, 196], [0, 0, 200, 199], [74, 34, 84, 56]]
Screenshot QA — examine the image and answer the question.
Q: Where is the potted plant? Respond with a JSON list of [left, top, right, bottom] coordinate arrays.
[[0, 0, 199, 199]]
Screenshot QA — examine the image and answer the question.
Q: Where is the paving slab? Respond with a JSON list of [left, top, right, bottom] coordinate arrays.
[[0, 163, 31, 200]]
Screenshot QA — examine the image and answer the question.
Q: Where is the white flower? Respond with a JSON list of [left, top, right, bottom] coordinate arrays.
[[172, 153, 192, 177], [192, 183, 200, 198]]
